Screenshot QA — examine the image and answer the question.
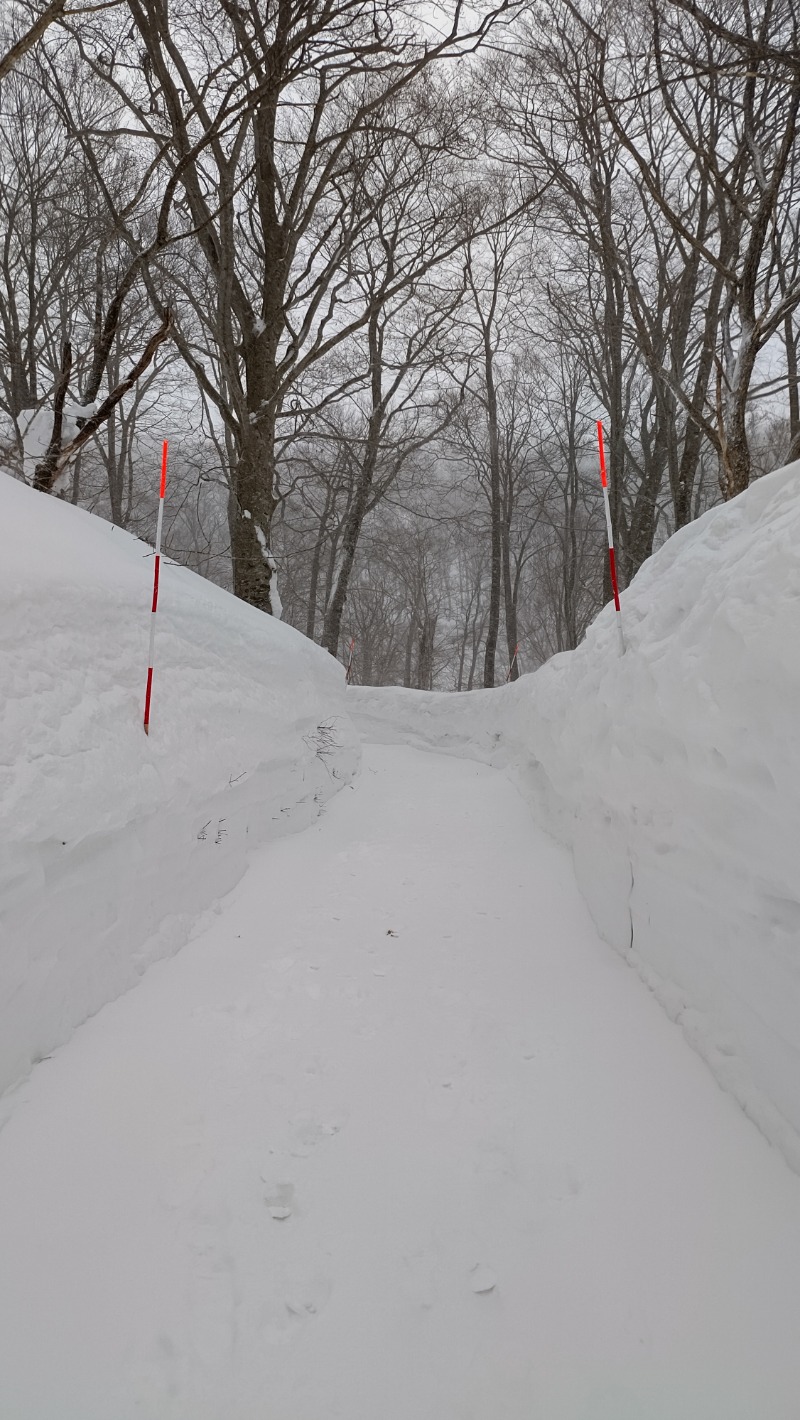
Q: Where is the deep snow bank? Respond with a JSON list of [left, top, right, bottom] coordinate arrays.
[[351, 461, 800, 1169], [0, 474, 358, 1092]]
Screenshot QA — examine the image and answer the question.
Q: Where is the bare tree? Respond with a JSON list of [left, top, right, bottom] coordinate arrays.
[[86, 0, 515, 614], [0, 50, 180, 496], [590, 0, 800, 496], [318, 107, 473, 656], [452, 193, 531, 686], [0, 0, 68, 81]]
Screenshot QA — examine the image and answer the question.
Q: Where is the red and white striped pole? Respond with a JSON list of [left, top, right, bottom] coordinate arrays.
[[345, 637, 355, 684], [596, 421, 625, 655], [143, 440, 169, 734], [505, 642, 520, 683]]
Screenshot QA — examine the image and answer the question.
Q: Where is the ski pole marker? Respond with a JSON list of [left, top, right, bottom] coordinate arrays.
[[596, 421, 625, 655], [505, 643, 520, 683], [143, 440, 169, 734]]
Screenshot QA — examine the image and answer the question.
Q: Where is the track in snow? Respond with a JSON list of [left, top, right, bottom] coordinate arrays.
[[1, 745, 799, 1419]]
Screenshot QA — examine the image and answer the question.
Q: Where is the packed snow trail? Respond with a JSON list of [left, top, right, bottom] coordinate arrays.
[[1, 747, 800, 1420]]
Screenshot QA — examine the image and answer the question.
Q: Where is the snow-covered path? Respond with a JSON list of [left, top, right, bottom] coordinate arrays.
[[1, 745, 800, 1420]]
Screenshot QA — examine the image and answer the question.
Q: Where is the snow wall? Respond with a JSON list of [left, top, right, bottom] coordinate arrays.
[[0, 474, 359, 1094], [350, 461, 800, 1171]]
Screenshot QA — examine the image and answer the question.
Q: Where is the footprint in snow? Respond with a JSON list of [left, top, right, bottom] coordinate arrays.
[[261, 1177, 295, 1219], [285, 1272, 332, 1321], [470, 1264, 497, 1294], [288, 1112, 348, 1157]]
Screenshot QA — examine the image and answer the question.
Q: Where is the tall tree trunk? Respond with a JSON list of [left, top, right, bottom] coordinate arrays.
[[501, 453, 519, 679], [456, 583, 477, 691], [70, 451, 82, 506], [593, 146, 629, 590], [321, 423, 382, 656], [627, 394, 668, 574], [467, 605, 484, 690], [482, 341, 503, 688], [563, 422, 580, 649], [322, 518, 343, 621], [404, 601, 418, 687], [502, 528, 519, 680], [786, 313, 799, 449], [229, 407, 277, 613], [32, 341, 71, 491], [417, 612, 436, 690], [322, 313, 384, 657], [106, 404, 124, 527], [673, 290, 721, 527], [456, 626, 467, 691], [306, 488, 334, 639], [717, 335, 759, 499]]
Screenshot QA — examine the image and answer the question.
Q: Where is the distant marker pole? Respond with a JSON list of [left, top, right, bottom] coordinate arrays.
[[505, 643, 520, 683], [596, 421, 625, 655], [143, 440, 169, 734], [345, 637, 355, 684]]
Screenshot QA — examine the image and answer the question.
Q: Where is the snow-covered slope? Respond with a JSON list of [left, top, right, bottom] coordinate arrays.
[[3, 745, 800, 1420], [351, 461, 800, 1169], [0, 474, 358, 1093]]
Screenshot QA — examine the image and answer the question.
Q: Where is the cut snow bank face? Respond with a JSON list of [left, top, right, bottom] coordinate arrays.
[[351, 461, 800, 1171], [0, 473, 358, 1093]]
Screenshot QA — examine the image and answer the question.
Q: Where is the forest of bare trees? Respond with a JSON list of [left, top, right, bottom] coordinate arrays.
[[1, 0, 798, 687]]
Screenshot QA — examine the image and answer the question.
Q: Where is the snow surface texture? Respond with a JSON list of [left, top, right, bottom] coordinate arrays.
[[351, 461, 800, 1171], [0, 473, 359, 1093], [2, 746, 799, 1420]]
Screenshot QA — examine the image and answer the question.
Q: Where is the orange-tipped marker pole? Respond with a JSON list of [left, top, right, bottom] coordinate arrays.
[[505, 642, 520, 683], [143, 440, 169, 733], [597, 421, 625, 655]]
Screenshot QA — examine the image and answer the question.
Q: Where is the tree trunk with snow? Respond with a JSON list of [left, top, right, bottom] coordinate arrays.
[[482, 331, 503, 689], [322, 390, 384, 657], [229, 393, 279, 614]]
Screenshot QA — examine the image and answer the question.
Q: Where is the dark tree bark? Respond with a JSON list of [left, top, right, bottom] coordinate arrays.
[[305, 483, 336, 640], [0, 0, 67, 82], [31, 308, 172, 491], [322, 317, 385, 655], [32, 339, 71, 490], [120, 0, 511, 615], [785, 314, 799, 451], [482, 329, 503, 687]]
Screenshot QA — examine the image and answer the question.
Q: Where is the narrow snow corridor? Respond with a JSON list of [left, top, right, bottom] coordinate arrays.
[[1, 745, 799, 1419]]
